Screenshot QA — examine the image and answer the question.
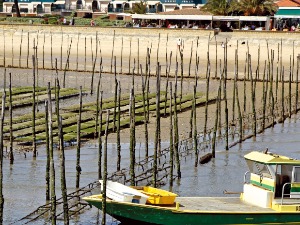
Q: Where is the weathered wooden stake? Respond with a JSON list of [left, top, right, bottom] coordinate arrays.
[[102, 110, 110, 225], [289, 56, 292, 117], [76, 32, 80, 71], [9, 73, 13, 164], [11, 31, 14, 67], [27, 32, 29, 68], [19, 29, 23, 68], [117, 81, 121, 171], [204, 53, 210, 135], [63, 38, 73, 88], [76, 86, 82, 189], [128, 38, 132, 74], [47, 82, 56, 225], [95, 68, 102, 138], [3, 30, 5, 67], [98, 91, 103, 180], [173, 91, 181, 179], [45, 100, 50, 201], [90, 33, 98, 95], [50, 32, 53, 69], [113, 57, 118, 131], [58, 116, 69, 225], [169, 82, 174, 187], [193, 85, 198, 167], [110, 30, 116, 73], [296, 55, 300, 113], [84, 37, 87, 71], [129, 88, 135, 186], [212, 78, 220, 158], [32, 55, 37, 158], [141, 65, 149, 158], [0, 92, 6, 224], [121, 37, 123, 74]]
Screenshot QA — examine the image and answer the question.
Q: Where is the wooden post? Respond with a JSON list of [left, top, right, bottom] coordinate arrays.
[[58, 116, 69, 225], [95, 65, 102, 137], [50, 32, 53, 69], [173, 91, 181, 179], [0, 92, 6, 224], [153, 65, 161, 187], [110, 30, 115, 73], [76, 32, 80, 71], [212, 78, 220, 158], [234, 64, 243, 142], [296, 55, 300, 113], [281, 68, 285, 120], [102, 110, 110, 225], [289, 56, 292, 117], [188, 41, 193, 77], [63, 38, 73, 88], [27, 32, 29, 68], [141, 65, 149, 158], [121, 37, 123, 74], [204, 53, 210, 135], [32, 55, 37, 158], [60, 32, 63, 70], [156, 33, 160, 67], [3, 30, 5, 67], [128, 38, 132, 74], [84, 37, 87, 71], [129, 88, 135, 186], [19, 29, 23, 68], [249, 54, 256, 136], [90, 33, 98, 95], [76, 86, 82, 189], [193, 85, 198, 167], [45, 100, 50, 201], [11, 31, 14, 67], [113, 57, 118, 131], [223, 43, 229, 150], [117, 81, 121, 171], [262, 61, 266, 129], [243, 54, 247, 113], [43, 33, 45, 69], [47, 82, 56, 225], [9, 73, 13, 164], [169, 82, 174, 187], [98, 91, 103, 180]]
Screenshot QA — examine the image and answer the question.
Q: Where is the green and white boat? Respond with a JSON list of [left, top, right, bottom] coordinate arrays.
[[83, 151, 300, 225]]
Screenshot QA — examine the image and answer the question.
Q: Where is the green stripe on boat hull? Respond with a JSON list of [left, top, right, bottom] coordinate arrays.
[[85, 198, 300, 225]]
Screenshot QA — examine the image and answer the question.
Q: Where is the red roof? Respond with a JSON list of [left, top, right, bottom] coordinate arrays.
[[276, 0, 300, 7]]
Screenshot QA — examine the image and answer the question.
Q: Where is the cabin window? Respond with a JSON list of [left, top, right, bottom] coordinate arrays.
[[246, 160, 272, 179], [292, 166, 300, 182]]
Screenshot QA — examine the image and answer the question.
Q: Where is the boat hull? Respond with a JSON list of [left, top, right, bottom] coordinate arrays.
[[83, 196, 300, 225]]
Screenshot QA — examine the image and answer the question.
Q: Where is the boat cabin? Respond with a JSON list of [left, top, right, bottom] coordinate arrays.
[[242, 151, 300, 210]]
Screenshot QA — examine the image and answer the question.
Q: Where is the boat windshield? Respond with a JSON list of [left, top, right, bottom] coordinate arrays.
[[246, 160, 273, 179]]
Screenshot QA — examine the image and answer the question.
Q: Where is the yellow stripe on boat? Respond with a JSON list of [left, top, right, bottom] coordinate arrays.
[[250, 173, 275, 191]]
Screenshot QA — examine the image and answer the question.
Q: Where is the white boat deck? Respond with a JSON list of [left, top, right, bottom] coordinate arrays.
[[176, 197, 275, 212]]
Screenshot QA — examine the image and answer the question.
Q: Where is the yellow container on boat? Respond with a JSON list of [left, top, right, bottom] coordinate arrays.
[[132, 186, 177, 205]]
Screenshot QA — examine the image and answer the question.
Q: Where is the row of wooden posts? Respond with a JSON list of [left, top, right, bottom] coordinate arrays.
[[0, 31, 299, 225]]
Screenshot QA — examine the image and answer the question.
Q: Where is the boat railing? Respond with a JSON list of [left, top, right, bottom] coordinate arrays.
[[281, 182, 291, 205], [244, 171, 250, 183]]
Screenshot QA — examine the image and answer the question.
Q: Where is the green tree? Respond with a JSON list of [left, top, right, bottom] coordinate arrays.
[[202, 0, 234, 15], [236, 0, 277, 16], [132, 1, 147, 14]]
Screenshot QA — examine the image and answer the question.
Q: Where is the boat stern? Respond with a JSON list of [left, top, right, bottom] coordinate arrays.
[[242, 183, 274, 208]]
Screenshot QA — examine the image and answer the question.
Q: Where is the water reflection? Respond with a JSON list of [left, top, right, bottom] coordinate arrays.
[[4, 114, 300, 224]]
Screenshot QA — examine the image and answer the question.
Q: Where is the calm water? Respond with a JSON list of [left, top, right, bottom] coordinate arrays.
[[4, 114, 300, 224]]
